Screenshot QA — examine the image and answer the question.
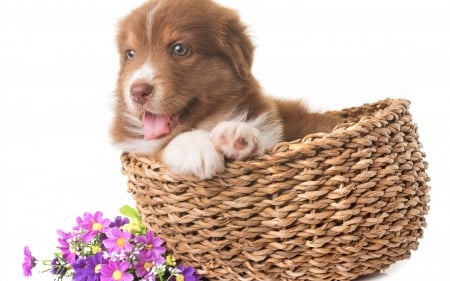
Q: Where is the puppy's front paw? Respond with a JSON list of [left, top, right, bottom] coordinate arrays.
[[210, 121, 264, 160], [163, 130, 225, 180]]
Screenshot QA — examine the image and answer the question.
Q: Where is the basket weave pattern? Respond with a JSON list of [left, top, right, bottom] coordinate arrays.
[[121, 98, 430, 281]]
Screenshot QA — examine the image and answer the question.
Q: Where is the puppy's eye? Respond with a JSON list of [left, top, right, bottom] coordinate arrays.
[[171, 44, 190, 57], [125, 49, 136, 59]]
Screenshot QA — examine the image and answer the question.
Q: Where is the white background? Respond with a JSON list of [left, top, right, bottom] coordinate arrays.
[[1, 0, 449, 280]]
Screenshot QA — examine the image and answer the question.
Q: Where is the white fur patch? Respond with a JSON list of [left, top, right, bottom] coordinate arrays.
[[163, 130, 225, 179], [146, 0, 161, 37]]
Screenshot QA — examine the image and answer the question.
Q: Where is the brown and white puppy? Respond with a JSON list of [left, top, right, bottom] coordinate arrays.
[[111, 0, 341, 179]]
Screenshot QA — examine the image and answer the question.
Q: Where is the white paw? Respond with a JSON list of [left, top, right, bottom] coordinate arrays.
[[162, 130, 225, 179], [210, 121, 264, 160]]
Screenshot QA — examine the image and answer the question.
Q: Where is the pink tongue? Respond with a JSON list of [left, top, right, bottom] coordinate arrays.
[[143, 112, 171, 140]]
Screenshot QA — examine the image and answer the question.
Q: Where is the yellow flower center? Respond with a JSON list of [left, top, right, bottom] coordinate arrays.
[[166, 255, 176, 267], [116, 237, 125, 248], [145, 243, 153, 250], [92, 245, 101, 254], [144, 261, 153, 271], [112, 270, 123, 280], [94, 264, 102, 274], [176, 274, 185, 281], [92, 222, 103, 231]]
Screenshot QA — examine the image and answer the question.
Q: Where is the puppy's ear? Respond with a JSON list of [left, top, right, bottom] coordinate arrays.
[[217, 18, 255, 80]]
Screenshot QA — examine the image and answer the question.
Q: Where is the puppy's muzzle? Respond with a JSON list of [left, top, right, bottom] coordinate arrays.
[[130, 83, 154, 105]]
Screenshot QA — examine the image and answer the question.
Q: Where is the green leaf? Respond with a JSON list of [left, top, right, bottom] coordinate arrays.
[[119, 205, 141, 221], [119, 205, 147, 234]]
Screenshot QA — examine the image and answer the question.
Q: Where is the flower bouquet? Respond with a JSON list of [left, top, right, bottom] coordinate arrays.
[[22, 206, 202, 281]]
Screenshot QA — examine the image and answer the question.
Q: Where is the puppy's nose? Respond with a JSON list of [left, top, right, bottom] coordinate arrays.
[[130, 83, 154, 105]]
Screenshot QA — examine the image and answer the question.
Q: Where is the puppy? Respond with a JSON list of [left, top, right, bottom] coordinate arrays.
[[111, 0, 342, 179]]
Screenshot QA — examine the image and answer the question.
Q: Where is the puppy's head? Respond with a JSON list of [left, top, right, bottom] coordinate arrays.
[[111, 0, 255, 154]]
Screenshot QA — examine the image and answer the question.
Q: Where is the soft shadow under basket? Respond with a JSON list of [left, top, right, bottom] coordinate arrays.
[[121, 98, 430, 281]]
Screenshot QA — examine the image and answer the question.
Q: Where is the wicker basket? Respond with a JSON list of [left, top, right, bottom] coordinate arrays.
[[121, 98, 430, 281]]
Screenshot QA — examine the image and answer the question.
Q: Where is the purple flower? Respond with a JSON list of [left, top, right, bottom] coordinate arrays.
[[173, 265, 201, 281], [72, 258, 87, 281], [136, 231, 166, 261], [85, 253, 106, 275], [73, 252, 105, 281], [100, 260, 133, 281], [22, 246, 36, 277], [103, 227, 132, 254], [76, 211, 111, 243], [109, 216, 130, 228]]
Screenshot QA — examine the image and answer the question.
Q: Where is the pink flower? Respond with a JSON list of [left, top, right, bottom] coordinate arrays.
[[135, 251, 157, 277], [100, 260, 133, 281], [135, 231, 166, 263], [56, 230, 77, 264], [103, 227, 132, 254], [22, 246, 36, 277], [75, 211, 111, 243]]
